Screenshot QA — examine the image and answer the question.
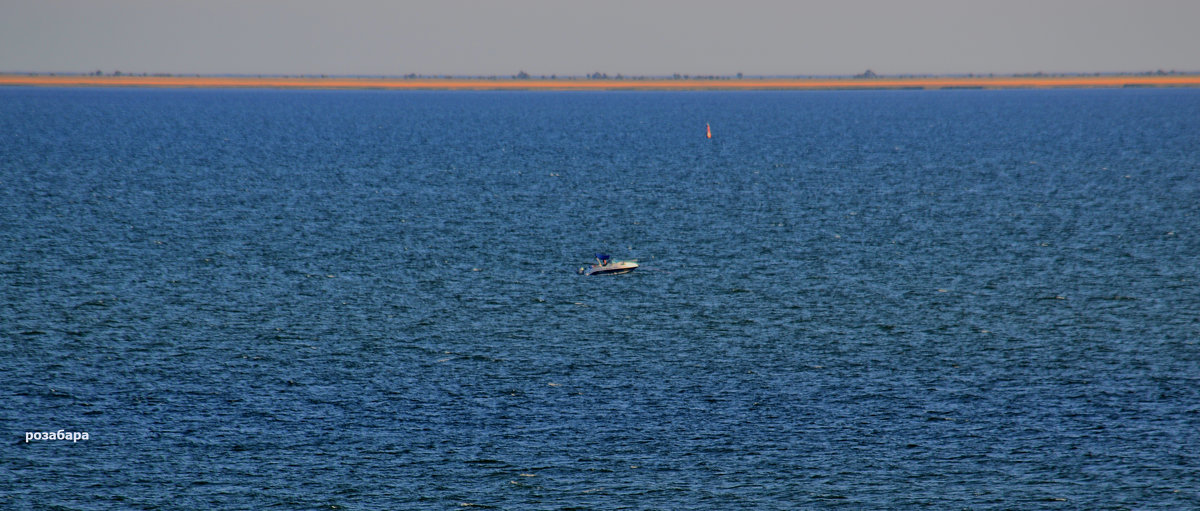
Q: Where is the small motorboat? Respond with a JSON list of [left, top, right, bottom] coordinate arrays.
[[578, 253, 638, 276]]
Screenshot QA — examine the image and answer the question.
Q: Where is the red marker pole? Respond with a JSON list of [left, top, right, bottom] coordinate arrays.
[[706, 123, 712, 139]]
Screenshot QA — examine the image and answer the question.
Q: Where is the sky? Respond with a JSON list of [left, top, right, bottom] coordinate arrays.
[[2, 0, 1198, 77]]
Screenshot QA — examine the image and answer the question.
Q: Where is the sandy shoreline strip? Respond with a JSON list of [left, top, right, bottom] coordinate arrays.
[[3, 74, 1199, 91]]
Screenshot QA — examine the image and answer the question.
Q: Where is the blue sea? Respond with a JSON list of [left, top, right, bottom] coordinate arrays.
[[2, 86, 1199, 509]]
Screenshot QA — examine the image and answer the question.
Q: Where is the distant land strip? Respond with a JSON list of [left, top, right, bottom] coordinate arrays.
[[3, 74, 1200, 91]]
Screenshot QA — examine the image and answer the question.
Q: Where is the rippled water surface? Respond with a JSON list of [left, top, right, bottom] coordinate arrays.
[[3, 87, 1199, 509]]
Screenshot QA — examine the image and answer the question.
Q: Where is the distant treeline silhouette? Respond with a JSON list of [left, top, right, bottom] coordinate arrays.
[[9, 69, 1198, 79]]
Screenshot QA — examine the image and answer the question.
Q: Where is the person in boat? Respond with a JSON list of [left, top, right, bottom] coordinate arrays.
[[595, 253, 611, 267]]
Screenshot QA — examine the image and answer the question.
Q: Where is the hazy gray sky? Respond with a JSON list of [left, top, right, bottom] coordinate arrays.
[[2, 0, 1197, 76]]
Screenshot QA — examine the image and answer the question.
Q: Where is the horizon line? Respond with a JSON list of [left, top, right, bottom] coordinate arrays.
[[3, 69, 1198, 80], [3, 73, 1200, 91]]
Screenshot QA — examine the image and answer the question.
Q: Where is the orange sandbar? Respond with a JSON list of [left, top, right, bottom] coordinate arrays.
[[3, 74, 1199, 91]]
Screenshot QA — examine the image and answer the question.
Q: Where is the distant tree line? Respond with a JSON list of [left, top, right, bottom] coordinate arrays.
[[24, 69, 1193, 80]]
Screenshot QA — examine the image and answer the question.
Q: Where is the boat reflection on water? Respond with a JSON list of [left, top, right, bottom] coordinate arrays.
[[578, 253, 638, 276]]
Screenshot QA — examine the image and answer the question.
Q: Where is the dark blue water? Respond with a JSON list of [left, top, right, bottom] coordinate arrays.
[[3, 87, 1199, 509]]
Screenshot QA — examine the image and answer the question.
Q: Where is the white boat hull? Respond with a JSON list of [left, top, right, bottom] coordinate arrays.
[[579, 260, 638, 276]]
